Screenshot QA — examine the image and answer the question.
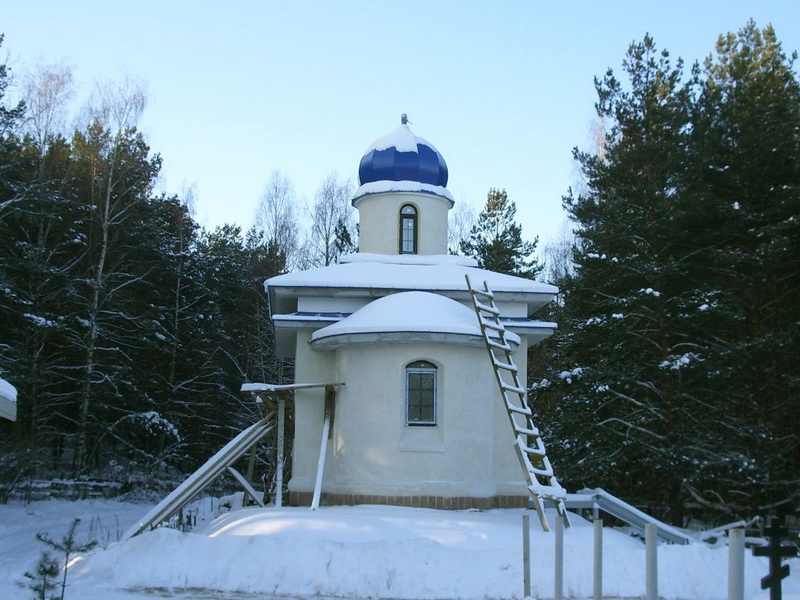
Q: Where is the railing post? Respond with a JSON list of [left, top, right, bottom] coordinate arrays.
[[593, 519, 603, 600], [275, 393, 286, 507], [523, 513, 531, 598], [554, 514, 564, 600], [645, 522, 658, 600], [728, 528, 745, 600]]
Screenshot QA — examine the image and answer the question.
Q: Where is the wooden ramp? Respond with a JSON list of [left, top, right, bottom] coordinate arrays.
[[565, 488, 691, 544], [466, 275, 569, 532], [124, 382, 343, 540], [122, 415, 273, 541]]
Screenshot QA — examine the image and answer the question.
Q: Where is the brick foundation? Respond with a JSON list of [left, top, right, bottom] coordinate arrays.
[[289, 491, 530, 510]]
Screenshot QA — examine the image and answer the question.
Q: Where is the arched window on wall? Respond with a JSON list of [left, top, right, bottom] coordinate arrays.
[[405, 360, 437, 426], [399, 204, 418, 254]]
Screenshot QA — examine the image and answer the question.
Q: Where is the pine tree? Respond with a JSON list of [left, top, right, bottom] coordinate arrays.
[[684, 21, 800, 514], [24, 550, 59, 600], [534, 23, 800, 521], [460, 188, 541, 279]]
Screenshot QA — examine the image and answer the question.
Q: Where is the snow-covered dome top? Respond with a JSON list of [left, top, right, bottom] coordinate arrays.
[[355, 116, 450, 202], [310, 291, 520, 349]]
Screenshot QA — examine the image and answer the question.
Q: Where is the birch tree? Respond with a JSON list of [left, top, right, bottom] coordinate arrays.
[[70, 79, 159, 475], [305, 173, 354, 267], [254, 170, 299, 272]]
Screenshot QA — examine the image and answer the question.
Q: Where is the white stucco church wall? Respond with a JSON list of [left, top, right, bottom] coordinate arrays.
[[355, 191, 452, 255], [265, 117, 557, 509]]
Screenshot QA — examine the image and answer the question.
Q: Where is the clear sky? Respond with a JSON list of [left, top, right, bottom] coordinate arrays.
[[4, 1, 799, 250]]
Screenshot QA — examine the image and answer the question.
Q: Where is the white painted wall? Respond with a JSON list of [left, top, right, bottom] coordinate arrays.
[[298, 297, 370, 313], [289, 330, 336, 493], [354, 191, 452, 255], [289, 334, 528, 499]]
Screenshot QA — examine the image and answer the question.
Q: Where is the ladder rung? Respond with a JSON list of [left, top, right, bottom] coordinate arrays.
[[470, 287, 494, 300], [487, 337, 512, 351], [518, 445, 555, 476], [479, 318, 505, 333], [501, 382, 526, 395], [515, 424, 540, 437], [517, 435, 546, 457], [524, 458, 554, 478], [520, 442, 547, 458], [492, 358, 517, 372], [529, 482, 566, 500], [507, 402, 532, 416], [474, 300, 500, 315]]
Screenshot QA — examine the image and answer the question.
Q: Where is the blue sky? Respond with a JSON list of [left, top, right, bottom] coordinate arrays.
[[4, 1, 799, 250]]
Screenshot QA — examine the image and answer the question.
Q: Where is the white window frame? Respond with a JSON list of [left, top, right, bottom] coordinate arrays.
[[405, 360, 437, 426], [399, 204, 418, 254]]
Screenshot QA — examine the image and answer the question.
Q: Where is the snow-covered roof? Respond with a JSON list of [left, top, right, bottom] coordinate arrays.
[[310, 291, 520, 350], [0, 377, 17, 422], [363, 123, 439, 154], [266, 253, 557, 315], [357, 121, 449, 200]]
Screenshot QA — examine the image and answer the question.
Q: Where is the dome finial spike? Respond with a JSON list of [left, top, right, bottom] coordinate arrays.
[[401, 113, 409, 125]]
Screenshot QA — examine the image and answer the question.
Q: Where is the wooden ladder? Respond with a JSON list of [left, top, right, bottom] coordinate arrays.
[[466, 275, 570, 531]]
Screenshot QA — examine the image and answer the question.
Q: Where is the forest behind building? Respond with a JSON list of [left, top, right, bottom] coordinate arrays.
[[1, 21, 799, 525]]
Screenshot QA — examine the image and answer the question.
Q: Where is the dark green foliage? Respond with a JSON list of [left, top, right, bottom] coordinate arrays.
[[0, 36, 285, 482], [34, 518, 97, 600], [24, 550, 59, 600], [460, 188, 542, 279], [533, 22, 800, 522]]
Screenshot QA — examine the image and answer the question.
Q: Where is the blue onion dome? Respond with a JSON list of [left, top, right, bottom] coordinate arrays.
[[354, 115, 452, 203]]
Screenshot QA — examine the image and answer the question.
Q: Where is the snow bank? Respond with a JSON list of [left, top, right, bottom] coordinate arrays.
[[4, 500, 799, 599]]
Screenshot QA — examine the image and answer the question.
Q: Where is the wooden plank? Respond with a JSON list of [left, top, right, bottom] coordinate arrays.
[[311, 386, 337, 509], [226, 466, 265, 508], [241, 382, 344, 393], [311, 412, 331, 510]]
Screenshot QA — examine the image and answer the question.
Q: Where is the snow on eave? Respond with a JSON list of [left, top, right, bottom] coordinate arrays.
[[272, 313, 348, 328], [310, 291, 522, 347], [352, 181, 454, 205], [265, 254, 558, 297], [342, 253, 477, 267]]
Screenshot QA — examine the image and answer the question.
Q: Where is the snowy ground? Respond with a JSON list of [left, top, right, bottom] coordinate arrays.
[[1, 498, 798, 600]]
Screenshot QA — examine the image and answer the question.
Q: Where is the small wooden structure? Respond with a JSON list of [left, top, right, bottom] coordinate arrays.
[[123, 382, 342, 540], [240, 382, 342, 508]]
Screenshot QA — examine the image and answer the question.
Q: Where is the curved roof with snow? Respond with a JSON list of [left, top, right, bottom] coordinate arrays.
[[354, 119, 451, 203], [310, 291, 520, 350]]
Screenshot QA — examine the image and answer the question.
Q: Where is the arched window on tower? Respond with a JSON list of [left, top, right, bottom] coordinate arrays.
[[405, 360, 437, 426], [399, 204, 418, 254]]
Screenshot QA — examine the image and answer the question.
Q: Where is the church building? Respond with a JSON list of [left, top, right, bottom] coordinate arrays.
[[265, 117, 558, 509]]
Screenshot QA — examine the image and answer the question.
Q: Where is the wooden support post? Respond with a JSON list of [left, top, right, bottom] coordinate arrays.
[[311, 386, 336, 510], [554, 515, 564, 600], [729, 528, 745, 600], [275, 392, 286, 508], [243, 440, 258, 506], [645, 522, 658, 600], [522, 513, 531, 598], [324, 385, 336, 438], [593, 519, 603, 600], [226, 466, 265, 508]]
